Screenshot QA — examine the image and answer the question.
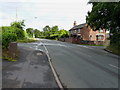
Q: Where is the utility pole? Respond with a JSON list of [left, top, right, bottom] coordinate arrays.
[[33, 17, 38, 38], [16, 8, 18, 21]]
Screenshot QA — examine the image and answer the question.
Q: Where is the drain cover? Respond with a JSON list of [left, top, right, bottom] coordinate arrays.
[[36, 52, 43, 56]]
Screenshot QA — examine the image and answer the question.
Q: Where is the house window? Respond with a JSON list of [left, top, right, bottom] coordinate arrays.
[[96, 35, 99, 40], [90, 35, 92, 37], [74, 30, 76, 33], [99, 35, 104, 40], [72, 30, 74, 34], [96, 35, 104, 40]]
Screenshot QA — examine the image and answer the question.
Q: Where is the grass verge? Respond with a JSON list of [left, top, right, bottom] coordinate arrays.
[[2, 48, 19, 62], [17, 38, 38, 43], [106, 46, 120, 56], [79, 44, 104, 46]]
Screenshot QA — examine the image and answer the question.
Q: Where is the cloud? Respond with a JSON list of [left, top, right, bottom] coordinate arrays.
[[0, 0, 92, 30], [0, 0, 88, 3]]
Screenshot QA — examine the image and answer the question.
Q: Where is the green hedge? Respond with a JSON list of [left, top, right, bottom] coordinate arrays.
[[2, 32, 17, 49]]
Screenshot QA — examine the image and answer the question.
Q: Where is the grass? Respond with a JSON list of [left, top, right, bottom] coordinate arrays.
[[106, 46, 120, 55], [17, 38, 38, 43], [2, 48, 19, 62], [79, 44, 104, 46]]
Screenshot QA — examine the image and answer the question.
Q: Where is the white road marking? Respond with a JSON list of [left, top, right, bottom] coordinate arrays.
[[77, 45, 93, 49], [42, 42, 64, 89], [109, 64, 120, 70]]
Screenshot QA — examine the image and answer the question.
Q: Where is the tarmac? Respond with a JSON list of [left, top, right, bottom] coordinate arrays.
[[2, 44, 58, 88]]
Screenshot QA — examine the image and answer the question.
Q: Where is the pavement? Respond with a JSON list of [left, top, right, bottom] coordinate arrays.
[[2, 39, 120, 89], [2, 43, 58, 88]]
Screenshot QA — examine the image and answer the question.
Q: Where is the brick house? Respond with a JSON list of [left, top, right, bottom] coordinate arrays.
[[69, 21, 107, 45]]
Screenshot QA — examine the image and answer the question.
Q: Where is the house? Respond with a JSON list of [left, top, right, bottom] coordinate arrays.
[[69, 21, 108, 45]]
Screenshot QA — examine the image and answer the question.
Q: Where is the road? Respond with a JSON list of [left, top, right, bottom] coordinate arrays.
[[39, 39, 119, 88], [4, 39, 119, 88]]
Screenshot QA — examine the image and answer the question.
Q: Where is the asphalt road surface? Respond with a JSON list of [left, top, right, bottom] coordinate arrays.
[[2, 44, 58, 88], [39, 39, 119, 88], [3, 39, 119, 89]]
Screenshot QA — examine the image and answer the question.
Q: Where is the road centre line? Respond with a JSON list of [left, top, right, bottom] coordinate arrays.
[[109, 64, 120, 70]]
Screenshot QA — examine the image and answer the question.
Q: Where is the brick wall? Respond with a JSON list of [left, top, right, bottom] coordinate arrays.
[[80, 26, 90, 41]]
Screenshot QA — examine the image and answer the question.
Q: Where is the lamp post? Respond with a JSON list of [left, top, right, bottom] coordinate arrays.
[[33, 17, 38, 38]]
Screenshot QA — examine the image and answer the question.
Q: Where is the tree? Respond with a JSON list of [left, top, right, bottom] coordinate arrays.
[[86, 2, 120, 50], [50, 26, 59, 34], [10, 20, 26, 39], [34, 29, 41, 38], [11, 20, 25, 30], [26, 28, 34, 38], [59, 29, 69, 38], [43, 25, 51, 38]]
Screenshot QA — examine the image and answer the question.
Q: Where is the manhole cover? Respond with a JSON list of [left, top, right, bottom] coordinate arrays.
[[36, 53, 43, 56]]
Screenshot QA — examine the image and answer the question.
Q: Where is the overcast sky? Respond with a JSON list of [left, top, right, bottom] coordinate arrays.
[[0, 0, 92, 31]]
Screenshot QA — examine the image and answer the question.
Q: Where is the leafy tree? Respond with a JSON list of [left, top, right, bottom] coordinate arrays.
[[50, 26, 59, 34], [43, 25, 51, 38], [10, 20, 26, 39], [11, 20, 25, 30], [59, 29, 69, 38], [34, 29, 41, 38], [86, 2, 120, 50], [26, 28, 33, 38]]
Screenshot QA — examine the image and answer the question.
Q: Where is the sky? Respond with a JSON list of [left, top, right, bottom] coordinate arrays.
[[0, 0, 92, 31]]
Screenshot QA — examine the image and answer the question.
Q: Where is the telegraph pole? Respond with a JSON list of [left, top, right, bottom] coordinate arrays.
[[33, 17, 37, 38], [16, 8, 18, 21]]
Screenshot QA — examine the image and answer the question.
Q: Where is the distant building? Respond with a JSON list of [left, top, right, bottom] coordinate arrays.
[[69, 21, 108, 45]]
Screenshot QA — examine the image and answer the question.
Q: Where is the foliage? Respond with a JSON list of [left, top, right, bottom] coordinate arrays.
[[59, 29, 69, 38], [50, 26, 59, 34], [42, 25, 69, 39], [10, 20, 26, 40], [14, 27, 25, 40], [50, 34, 59, 39], [34, 29, 42, 38], [26, 28, 33, 38], [86, 2, 120, 51], [11, 20, 25, 30], [2, 31, 17, 49], [43, 25, 51, 38], [2, 20, 26, 48]]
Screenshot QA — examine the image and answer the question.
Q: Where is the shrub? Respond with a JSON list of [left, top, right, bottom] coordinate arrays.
[[13, 28, 25, 40], [2, 32, 17, 49]]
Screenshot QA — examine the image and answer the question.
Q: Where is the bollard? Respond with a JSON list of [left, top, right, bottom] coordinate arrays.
[[8, 42, 17, 58]]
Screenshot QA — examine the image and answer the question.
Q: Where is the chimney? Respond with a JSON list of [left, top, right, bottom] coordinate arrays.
[[73, 21, 76, 27]]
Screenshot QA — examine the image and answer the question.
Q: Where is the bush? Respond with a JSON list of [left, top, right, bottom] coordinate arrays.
[[14, 28, 25, 40], [2, 32, 17, 49]]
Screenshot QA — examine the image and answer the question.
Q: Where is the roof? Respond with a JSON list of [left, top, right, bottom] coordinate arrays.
[[69, 23, 86, 31]]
